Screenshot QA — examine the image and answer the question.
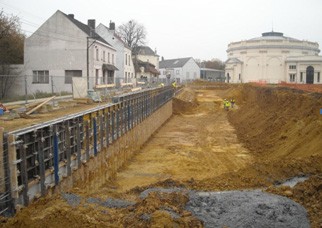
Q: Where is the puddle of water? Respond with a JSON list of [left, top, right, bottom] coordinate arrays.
[[277, 176, 309, 188]]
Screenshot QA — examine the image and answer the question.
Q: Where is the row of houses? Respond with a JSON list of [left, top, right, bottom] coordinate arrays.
[[4, 10, 224, 98]]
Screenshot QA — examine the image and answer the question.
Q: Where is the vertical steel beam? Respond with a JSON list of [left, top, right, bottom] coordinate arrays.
[[105, 112, 109, 147], [19, 137, 29, 206], [38, 130, 46, 196], [93, 117, 98, 156], [65, 122, 72, 176], [76, 120, 81, 168], [2, 134, 14, 215], [116, 107, 119, 139], [100, 115, 104, 150], [127, 102, 131, 131], [111, 110, 115, 142], [85, 120, 90, 161], [53, 126, 59, 185]]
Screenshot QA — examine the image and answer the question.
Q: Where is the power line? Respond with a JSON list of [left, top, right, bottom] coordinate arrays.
[[0, 1, 46, 21], [21, 29, 85, 43]]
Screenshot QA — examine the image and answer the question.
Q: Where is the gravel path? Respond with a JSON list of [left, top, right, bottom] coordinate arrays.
[[62, 189, 310, 227], [186, 190, 310, 228]]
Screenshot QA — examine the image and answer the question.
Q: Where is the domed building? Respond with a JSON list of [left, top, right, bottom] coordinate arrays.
[[225, 32, 322, 84]]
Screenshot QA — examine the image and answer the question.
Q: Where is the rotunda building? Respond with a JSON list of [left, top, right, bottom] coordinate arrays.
[[225, 32, 322, 84]]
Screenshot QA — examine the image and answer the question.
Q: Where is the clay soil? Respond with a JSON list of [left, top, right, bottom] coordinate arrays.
[[1, 82, 322, 227], [0, 100, 110, 132]]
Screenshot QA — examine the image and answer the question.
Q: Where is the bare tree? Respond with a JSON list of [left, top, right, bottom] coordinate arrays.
[[199, 58, 225, 70], [117, 20, 147, 49], [0, 10, 25, 99]]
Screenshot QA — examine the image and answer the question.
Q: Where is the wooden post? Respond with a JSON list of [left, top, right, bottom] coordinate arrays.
[[26, 96, 56, 115], [8, 134, 18, 201]]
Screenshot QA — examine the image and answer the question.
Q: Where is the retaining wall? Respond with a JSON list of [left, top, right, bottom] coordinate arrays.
[[0, 86, 173, 215]]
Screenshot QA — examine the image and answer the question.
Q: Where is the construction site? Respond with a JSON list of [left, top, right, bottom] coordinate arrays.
[[0, 82, 321, 227]]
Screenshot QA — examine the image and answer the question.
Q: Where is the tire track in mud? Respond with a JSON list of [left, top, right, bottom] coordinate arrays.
[[113, 89, 253, 192]]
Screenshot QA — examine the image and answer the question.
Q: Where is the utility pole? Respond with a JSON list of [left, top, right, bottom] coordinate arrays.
[[87, 37, 96, 90], [86, 37, 89, 90]]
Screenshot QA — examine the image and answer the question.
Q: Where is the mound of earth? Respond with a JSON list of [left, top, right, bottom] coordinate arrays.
[[173, 88, 198, 114]]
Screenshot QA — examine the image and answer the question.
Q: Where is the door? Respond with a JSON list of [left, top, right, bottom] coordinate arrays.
[[306, 66, 314, 84]]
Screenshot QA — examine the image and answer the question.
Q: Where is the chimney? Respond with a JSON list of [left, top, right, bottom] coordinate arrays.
[[161, 56, 164, 61], [109, 21, 115, 31], [68, 14, 74, 19], [88, 19, 96, 30]]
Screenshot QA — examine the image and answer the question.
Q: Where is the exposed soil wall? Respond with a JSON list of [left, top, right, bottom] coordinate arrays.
[[228, 84, 322, 162]]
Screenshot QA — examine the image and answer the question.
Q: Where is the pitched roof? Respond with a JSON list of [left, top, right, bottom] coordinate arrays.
[[133, 59, 160, 75], [97, 23, 131, 49], [159, 57, 192, 68], [225, 58, 243, 64], [61, 11, 112, 47], [132, 46, 158, 56]]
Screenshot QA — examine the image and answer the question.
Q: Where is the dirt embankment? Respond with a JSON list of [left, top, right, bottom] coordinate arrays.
[[223, 84, 322, 227], [1, 83, 322, 227], [227, 85, 322, 171]]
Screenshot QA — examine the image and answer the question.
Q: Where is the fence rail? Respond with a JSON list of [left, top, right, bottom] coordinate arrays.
[[0, 86, 174, 216]]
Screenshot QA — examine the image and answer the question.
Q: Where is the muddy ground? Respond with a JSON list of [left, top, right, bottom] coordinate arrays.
[[1, 82, 322, 227]]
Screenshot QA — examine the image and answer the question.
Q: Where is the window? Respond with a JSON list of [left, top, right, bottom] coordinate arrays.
[[125, 54, 127, 65], [103, 51, 106, 62], [318, 72, 320, 82], [239, 74, 241, 80], [33, 70, 49, 84], [289, 73, 296, 82], [108, 52, 110, 63], [289, 65, 296, 70], [300, 72, 303, 82], [186, 72, 190, 78], [96, 49, 99, 61], [96, 69, 99, 84], [112, 54, 114, 64], [176, 70, 179, 75], [65, 70, 82, 84], [128, 55, 131, 66], [194, 72, 197, 78]]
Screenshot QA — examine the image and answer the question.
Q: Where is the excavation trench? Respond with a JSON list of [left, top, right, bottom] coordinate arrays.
[[2, 83, 322, 228]]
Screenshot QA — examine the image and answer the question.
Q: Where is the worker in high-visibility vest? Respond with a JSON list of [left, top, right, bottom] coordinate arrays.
[[230, 98, 235, 108], [172, 81, 177, 88], [223, 99, 230, 111]]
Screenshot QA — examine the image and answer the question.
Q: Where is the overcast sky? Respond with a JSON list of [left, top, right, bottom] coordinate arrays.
[[1, 0, 322, 61]]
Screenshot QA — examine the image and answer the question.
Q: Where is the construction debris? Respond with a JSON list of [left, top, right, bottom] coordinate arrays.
[[25, 96, 56, 115]]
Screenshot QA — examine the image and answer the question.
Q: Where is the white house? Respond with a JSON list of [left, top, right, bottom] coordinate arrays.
[[96, 22, 135, 86], [225, 31, 322, 84], [159, 57, 200, 83], [132, 46, 160, 82], [23, 10, 118, 96]]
